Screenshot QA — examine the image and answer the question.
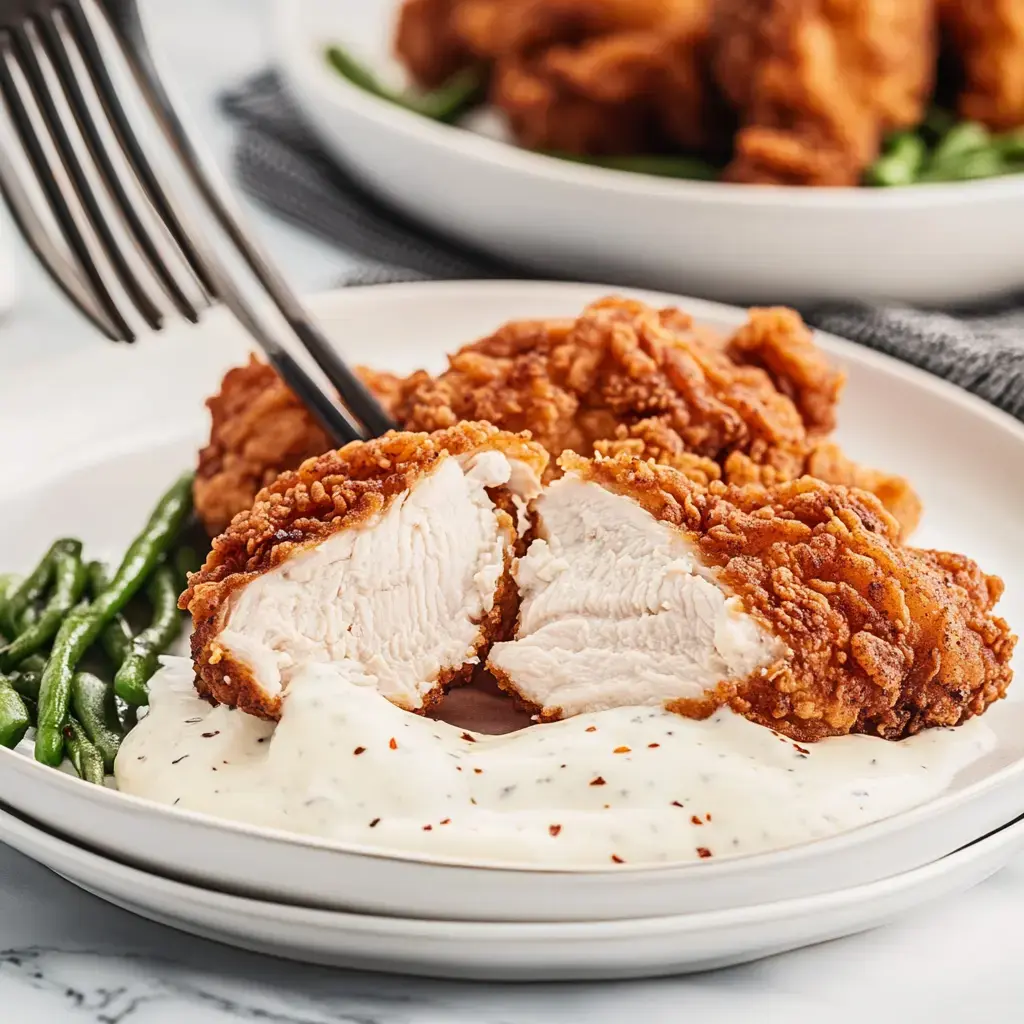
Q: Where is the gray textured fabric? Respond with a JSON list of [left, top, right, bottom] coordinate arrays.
[[222, 72, 1024, 419]]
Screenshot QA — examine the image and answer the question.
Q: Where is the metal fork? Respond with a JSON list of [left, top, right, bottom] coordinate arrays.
[[0, 0, 395, 445]]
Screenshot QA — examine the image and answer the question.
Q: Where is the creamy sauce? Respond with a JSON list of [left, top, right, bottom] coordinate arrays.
[[115, 658, 995, 868]]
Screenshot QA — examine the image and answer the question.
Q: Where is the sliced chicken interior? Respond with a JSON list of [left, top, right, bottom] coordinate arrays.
[[183, 425, 548, 719], [488, 471, 784, 719]]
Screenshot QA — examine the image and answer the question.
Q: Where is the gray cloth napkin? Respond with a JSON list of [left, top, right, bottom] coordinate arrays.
[[221, 72, 1024, 420]]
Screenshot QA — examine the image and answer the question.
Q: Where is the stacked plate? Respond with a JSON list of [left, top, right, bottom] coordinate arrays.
[[1, 281, 1023, 981]]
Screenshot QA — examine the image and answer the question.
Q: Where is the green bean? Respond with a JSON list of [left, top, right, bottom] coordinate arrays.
[[63, 717, 105, 785], [0, 675, 30, 748], [992, 128, 1024, 161], [35, 473, 193, 766], [87, 561, 133, 669], [0, 539, 81, 638], [918, 147, 1010, 183], [114, 565, 181, 707], [930, 122, 991, 166], [71, 671, 123, 771], [864, 132, 927, 187], [9, 669, 40, 702], [326, 45, 483, 123], [0, 548, 86, 672], [548, 151, 720, 181], [0, 574, 19, 639], [19, 654, 45, 673]]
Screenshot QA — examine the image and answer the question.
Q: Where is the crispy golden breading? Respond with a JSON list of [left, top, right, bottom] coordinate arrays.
[[194, 298, 919, 537], [183, 424, 549, 719], [387, 297, 917, 533], [396, 0, 718, 155], [394, 0, 476, 88], [725, 306, 843, 437], [712, 0, 937, 185], [193, 357, 402, 537], [569, 451, 1014, 741], [940, 0, 1024, 130]]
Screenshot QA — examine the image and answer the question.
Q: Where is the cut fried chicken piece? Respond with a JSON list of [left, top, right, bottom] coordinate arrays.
[[939, 0, 1024, 130], [193, 357, 402, 537], [712, 0, 937, 185], [489, 452, 1014, 742], [182, 424, 548, 720]]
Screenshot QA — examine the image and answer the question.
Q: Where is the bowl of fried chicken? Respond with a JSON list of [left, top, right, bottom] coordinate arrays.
[[273, 0, 1024, 305]]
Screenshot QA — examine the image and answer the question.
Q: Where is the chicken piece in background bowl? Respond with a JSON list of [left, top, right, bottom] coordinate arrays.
[[397, 0, 722, 156], [489, 451, 1015, 742], [711, 0, 937, 185], [939, 0, 1024, 131], [182, 424, 547, 720]]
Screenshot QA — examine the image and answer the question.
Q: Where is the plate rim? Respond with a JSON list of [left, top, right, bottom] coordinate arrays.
[[2, 279, 1023, 878], [272, 0, 1024, 212], [4, 797, 1023, 939]]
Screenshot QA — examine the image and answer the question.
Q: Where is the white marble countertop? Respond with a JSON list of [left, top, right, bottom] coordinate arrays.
[[0, 2, 1022, 1021]]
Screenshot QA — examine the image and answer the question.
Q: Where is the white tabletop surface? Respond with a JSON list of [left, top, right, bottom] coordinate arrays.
[[0, 2, 1022, 1021]]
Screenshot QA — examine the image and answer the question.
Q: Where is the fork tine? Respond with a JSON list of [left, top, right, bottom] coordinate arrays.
[[0, 28, 134, 340], [64, 0, 217, 303], [99, 1, 396, 436], [7, 20, 164, 334], [37, 10, 204, 324], [0, 114, 124, 340]]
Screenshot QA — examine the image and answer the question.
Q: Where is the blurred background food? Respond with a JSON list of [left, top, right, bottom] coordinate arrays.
[[321, 0, 1024, 187]]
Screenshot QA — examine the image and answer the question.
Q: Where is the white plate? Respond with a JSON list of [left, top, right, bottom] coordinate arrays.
[[1, 800, 1022, 981], [1, 281, 1023, 924], [272, 0, 1024, 306]]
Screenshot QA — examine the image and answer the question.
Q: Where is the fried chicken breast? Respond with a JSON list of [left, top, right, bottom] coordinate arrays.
[[387, 297, 918, 533], [396, 0, 719, 156], [193, 298, 919, 538], [939, 0, 1024, 130], [183, 424, 548, 720], [489, 452, 1014, 742], [712, 0, 937, 185]]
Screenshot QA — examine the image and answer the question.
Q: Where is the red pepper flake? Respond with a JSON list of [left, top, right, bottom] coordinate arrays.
[[473, 767, 484, 774], [585, 726, 597, 733], [671, 800, 684, 808], [611, 854, 625, 864], [440, 818, 451, 825], [455, 765, 463, 772], [697, 847, 713, 859], [648, 742, 660, 749], [422, 824, 433, 831], [353, 746, 366, 756], [388, 738, 398, 750], [690, 815, 703, 826], [705, 812, 712, 822], [201, 731, 220, 738], [794, 743, 810, 756], [590, 776, 607, 786], [549, 824, 562, 837], [613, 745, 631, 754], [460, 732, 476, 743], [369, 818, 381, 828]]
